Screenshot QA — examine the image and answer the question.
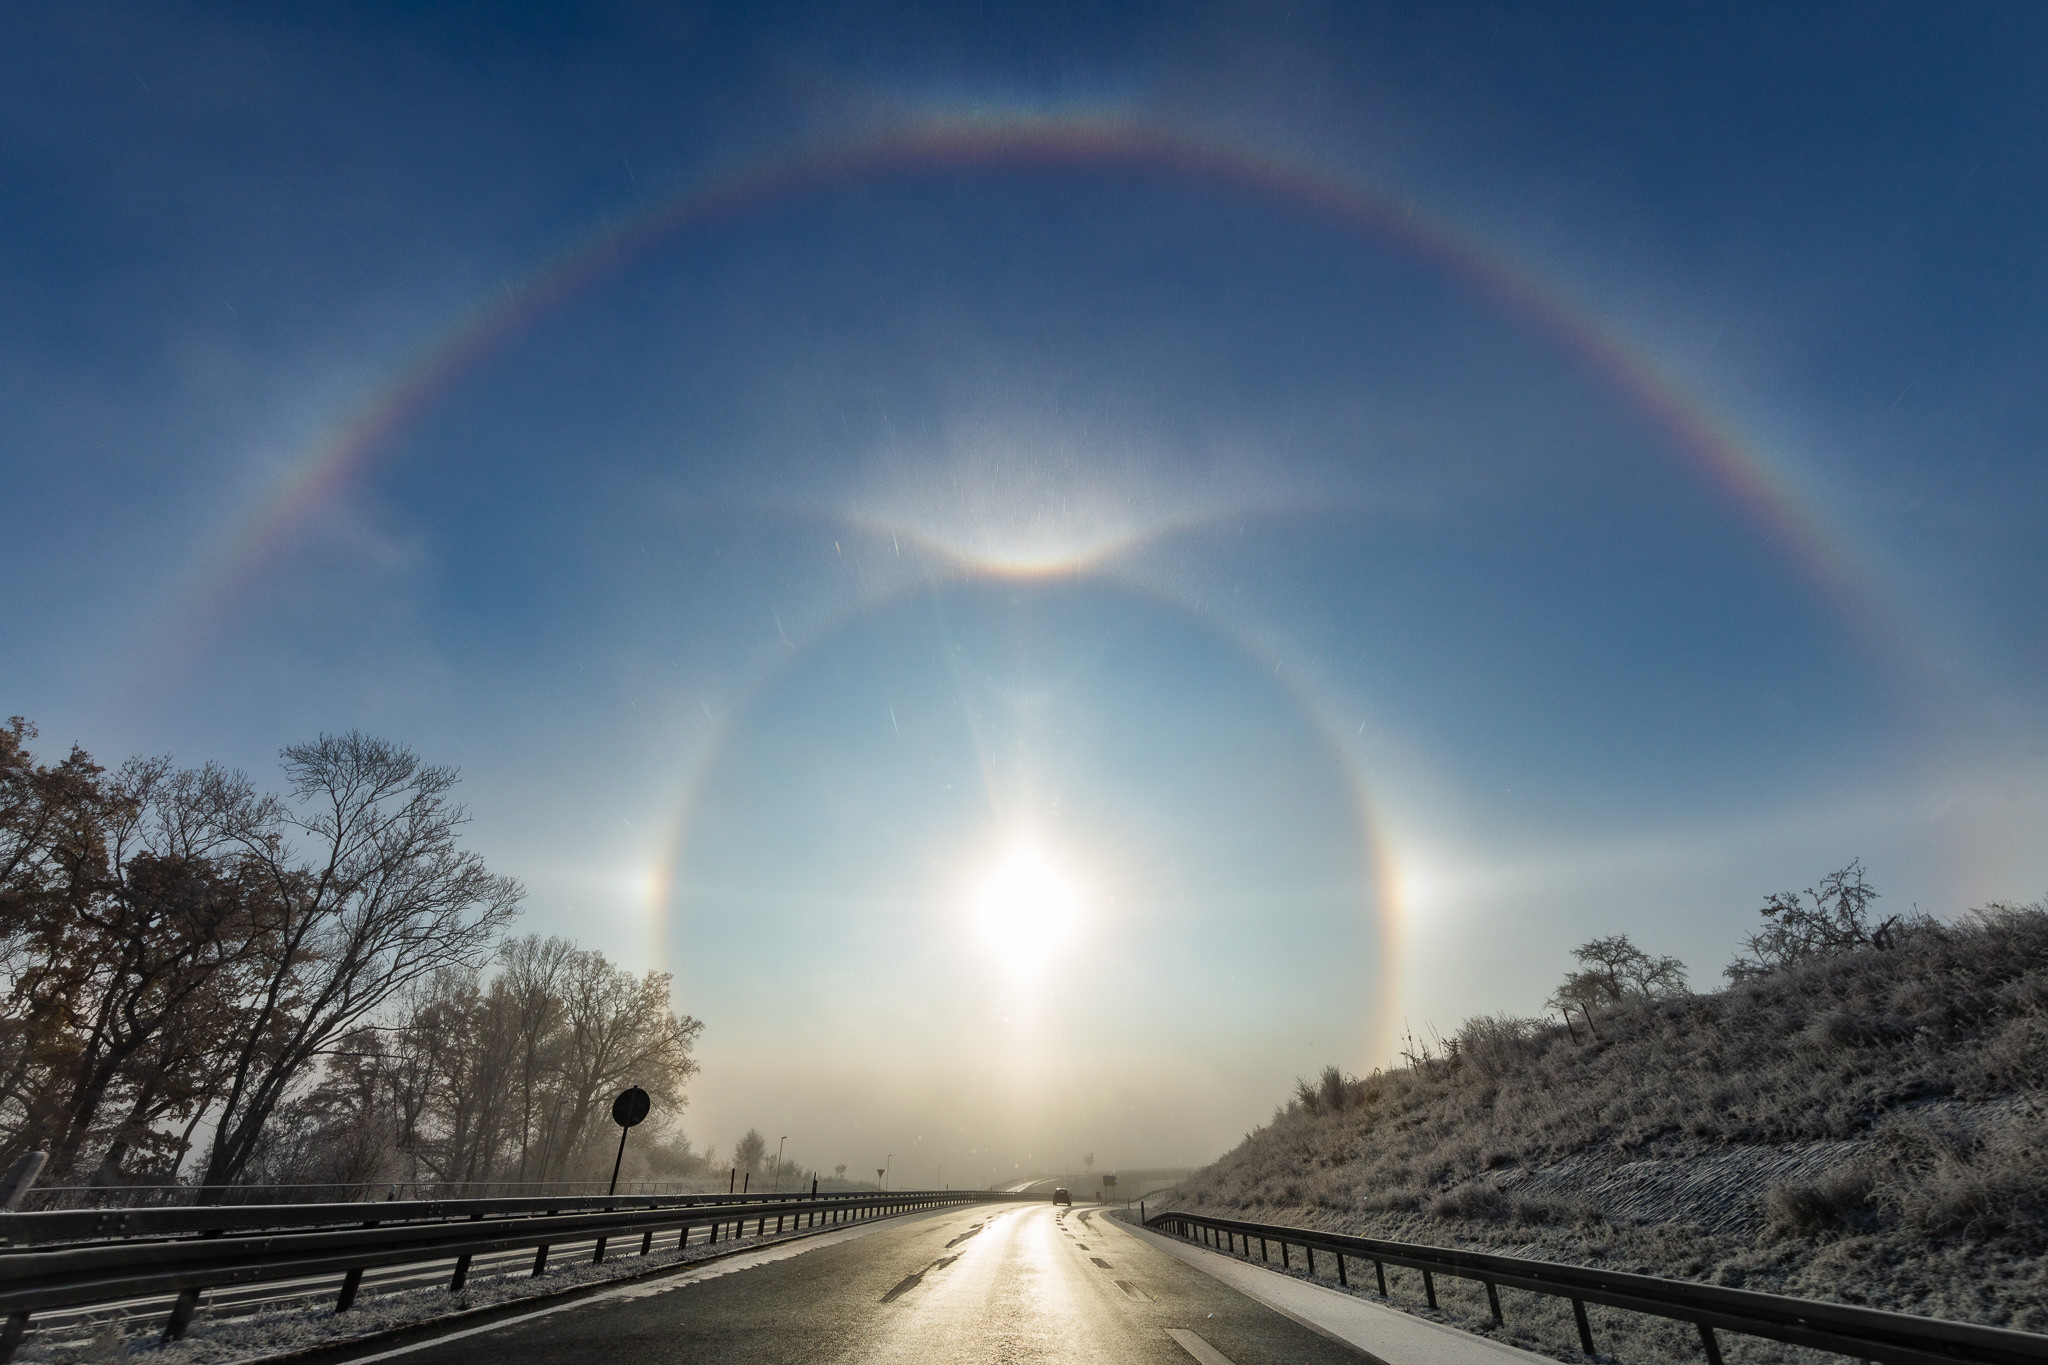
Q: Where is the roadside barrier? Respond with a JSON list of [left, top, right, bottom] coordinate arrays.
[[0, 1188, 1026, 1358], [1146, 1209, 2048, 1365]]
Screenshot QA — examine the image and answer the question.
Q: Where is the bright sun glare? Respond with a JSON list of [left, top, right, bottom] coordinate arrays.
[[971, 839, 1086, 973]]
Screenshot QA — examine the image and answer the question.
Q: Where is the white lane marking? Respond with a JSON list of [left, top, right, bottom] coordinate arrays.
[[331, 1207, 963, 1364], [1165, 1327, 1237, 1364]]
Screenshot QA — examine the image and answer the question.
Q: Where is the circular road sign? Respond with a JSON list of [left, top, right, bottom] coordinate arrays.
[[611, 1086, 651, 1128]]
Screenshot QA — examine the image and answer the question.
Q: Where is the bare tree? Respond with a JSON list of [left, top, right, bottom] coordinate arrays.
[[427, 971, 523, 1184], [733, 1128, 766, 1178], [532, 951, 702, 1179], [195, 733, 521, 1195], [1727, 860, 1896, 981], [499, 935, 575, 1182], [1547, 933, 1688, 1037]]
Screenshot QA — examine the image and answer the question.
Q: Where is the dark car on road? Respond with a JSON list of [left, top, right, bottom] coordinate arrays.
[[1053, 1187, 1071, 1205]]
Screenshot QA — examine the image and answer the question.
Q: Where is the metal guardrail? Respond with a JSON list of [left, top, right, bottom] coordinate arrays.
[[1145, 1209, 2048, 1365], [0, 1185, 903, 1247], [0, 1188, 1024, 1359], [19, 1178, 763, 1211]]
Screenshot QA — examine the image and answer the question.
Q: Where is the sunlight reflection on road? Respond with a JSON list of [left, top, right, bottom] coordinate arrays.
[[856, 1205, 1155, 1364]]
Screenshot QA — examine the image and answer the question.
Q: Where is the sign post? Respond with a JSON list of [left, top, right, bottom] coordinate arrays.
[[608, 1086, 651, 1196]]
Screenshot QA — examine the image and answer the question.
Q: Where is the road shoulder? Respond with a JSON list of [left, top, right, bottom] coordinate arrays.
[[1106, 1213, 1551, 1365]]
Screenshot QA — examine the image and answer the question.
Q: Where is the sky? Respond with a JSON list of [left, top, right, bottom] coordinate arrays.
[[4, 1, 2047, 1186]]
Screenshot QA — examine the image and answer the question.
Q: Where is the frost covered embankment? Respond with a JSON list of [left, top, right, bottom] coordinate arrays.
[[1159, 904, 2048, 1360]]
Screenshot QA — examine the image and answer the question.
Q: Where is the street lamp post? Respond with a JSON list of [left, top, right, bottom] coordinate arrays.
[[774, 1136, 787, 1192]]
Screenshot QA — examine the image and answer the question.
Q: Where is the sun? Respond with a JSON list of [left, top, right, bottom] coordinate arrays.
[[970, 838, 1087, 972]]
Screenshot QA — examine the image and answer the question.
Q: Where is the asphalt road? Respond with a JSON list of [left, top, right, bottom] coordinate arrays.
[[354, 1201, 1369, 1365]]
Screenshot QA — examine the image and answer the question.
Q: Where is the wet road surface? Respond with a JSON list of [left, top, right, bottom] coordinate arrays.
[[347, 1201, 1370, 1364]]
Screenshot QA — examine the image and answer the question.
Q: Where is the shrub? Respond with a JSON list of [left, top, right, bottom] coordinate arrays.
[[1767, 1168, 1878, 1236], [1455, 1014, 1544, 1078], [1429, 1181, 1510, 1221], [1292, 1063, 1377, 1116]]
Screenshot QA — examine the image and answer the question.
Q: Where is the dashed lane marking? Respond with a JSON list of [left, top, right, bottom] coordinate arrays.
[[1090, 1257, 1113, 1269], [1115, 1279, 1152, 1301], [1164, 1328, 1237, 1365]]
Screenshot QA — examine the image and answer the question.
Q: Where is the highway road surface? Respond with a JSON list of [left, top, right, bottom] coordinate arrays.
[[335, 1201, 1371, 1365]]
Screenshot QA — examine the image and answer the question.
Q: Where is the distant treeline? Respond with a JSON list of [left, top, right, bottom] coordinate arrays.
[[0, 719, 703, 1195]]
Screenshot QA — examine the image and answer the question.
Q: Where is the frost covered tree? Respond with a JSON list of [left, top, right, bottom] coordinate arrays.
[[1726, 860, 1899, 981]]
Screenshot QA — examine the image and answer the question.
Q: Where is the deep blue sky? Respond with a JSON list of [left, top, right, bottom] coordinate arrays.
[[5, 2, 2046, 1179]]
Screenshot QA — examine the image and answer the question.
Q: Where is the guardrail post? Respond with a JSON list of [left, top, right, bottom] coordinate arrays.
[[1280, 1240, 1290, 1269], [336, 1267, 364, 1312], [1337, 1253, 1348, 1287], [641, 1228, 654, 1255], [1697, 1323, 1723, 1365], [1260, 1236, 1268, 1262], [1571, 1297, 1595, 1355], [1307, 1246, 1316, 1276], [1485, 1280, 1502, 1324], [677, 1223, 690, 1249], [532, 1244, 550, 1276], [1422, 1268, 1436, 1309], [1373, 1258, 1387, 1296], [449, 1252, 472, 1292], [0, 1310, 27, 1363], [162, 1289, 201, 1343], [592, 1236, 608, 1265]]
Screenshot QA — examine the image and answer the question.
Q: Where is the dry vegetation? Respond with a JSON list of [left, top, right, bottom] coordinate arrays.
[[1158, 900, 2048, 1360]]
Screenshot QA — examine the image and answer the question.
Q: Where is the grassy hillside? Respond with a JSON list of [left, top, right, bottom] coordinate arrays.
[[1156, 902, 2048, 1360]]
